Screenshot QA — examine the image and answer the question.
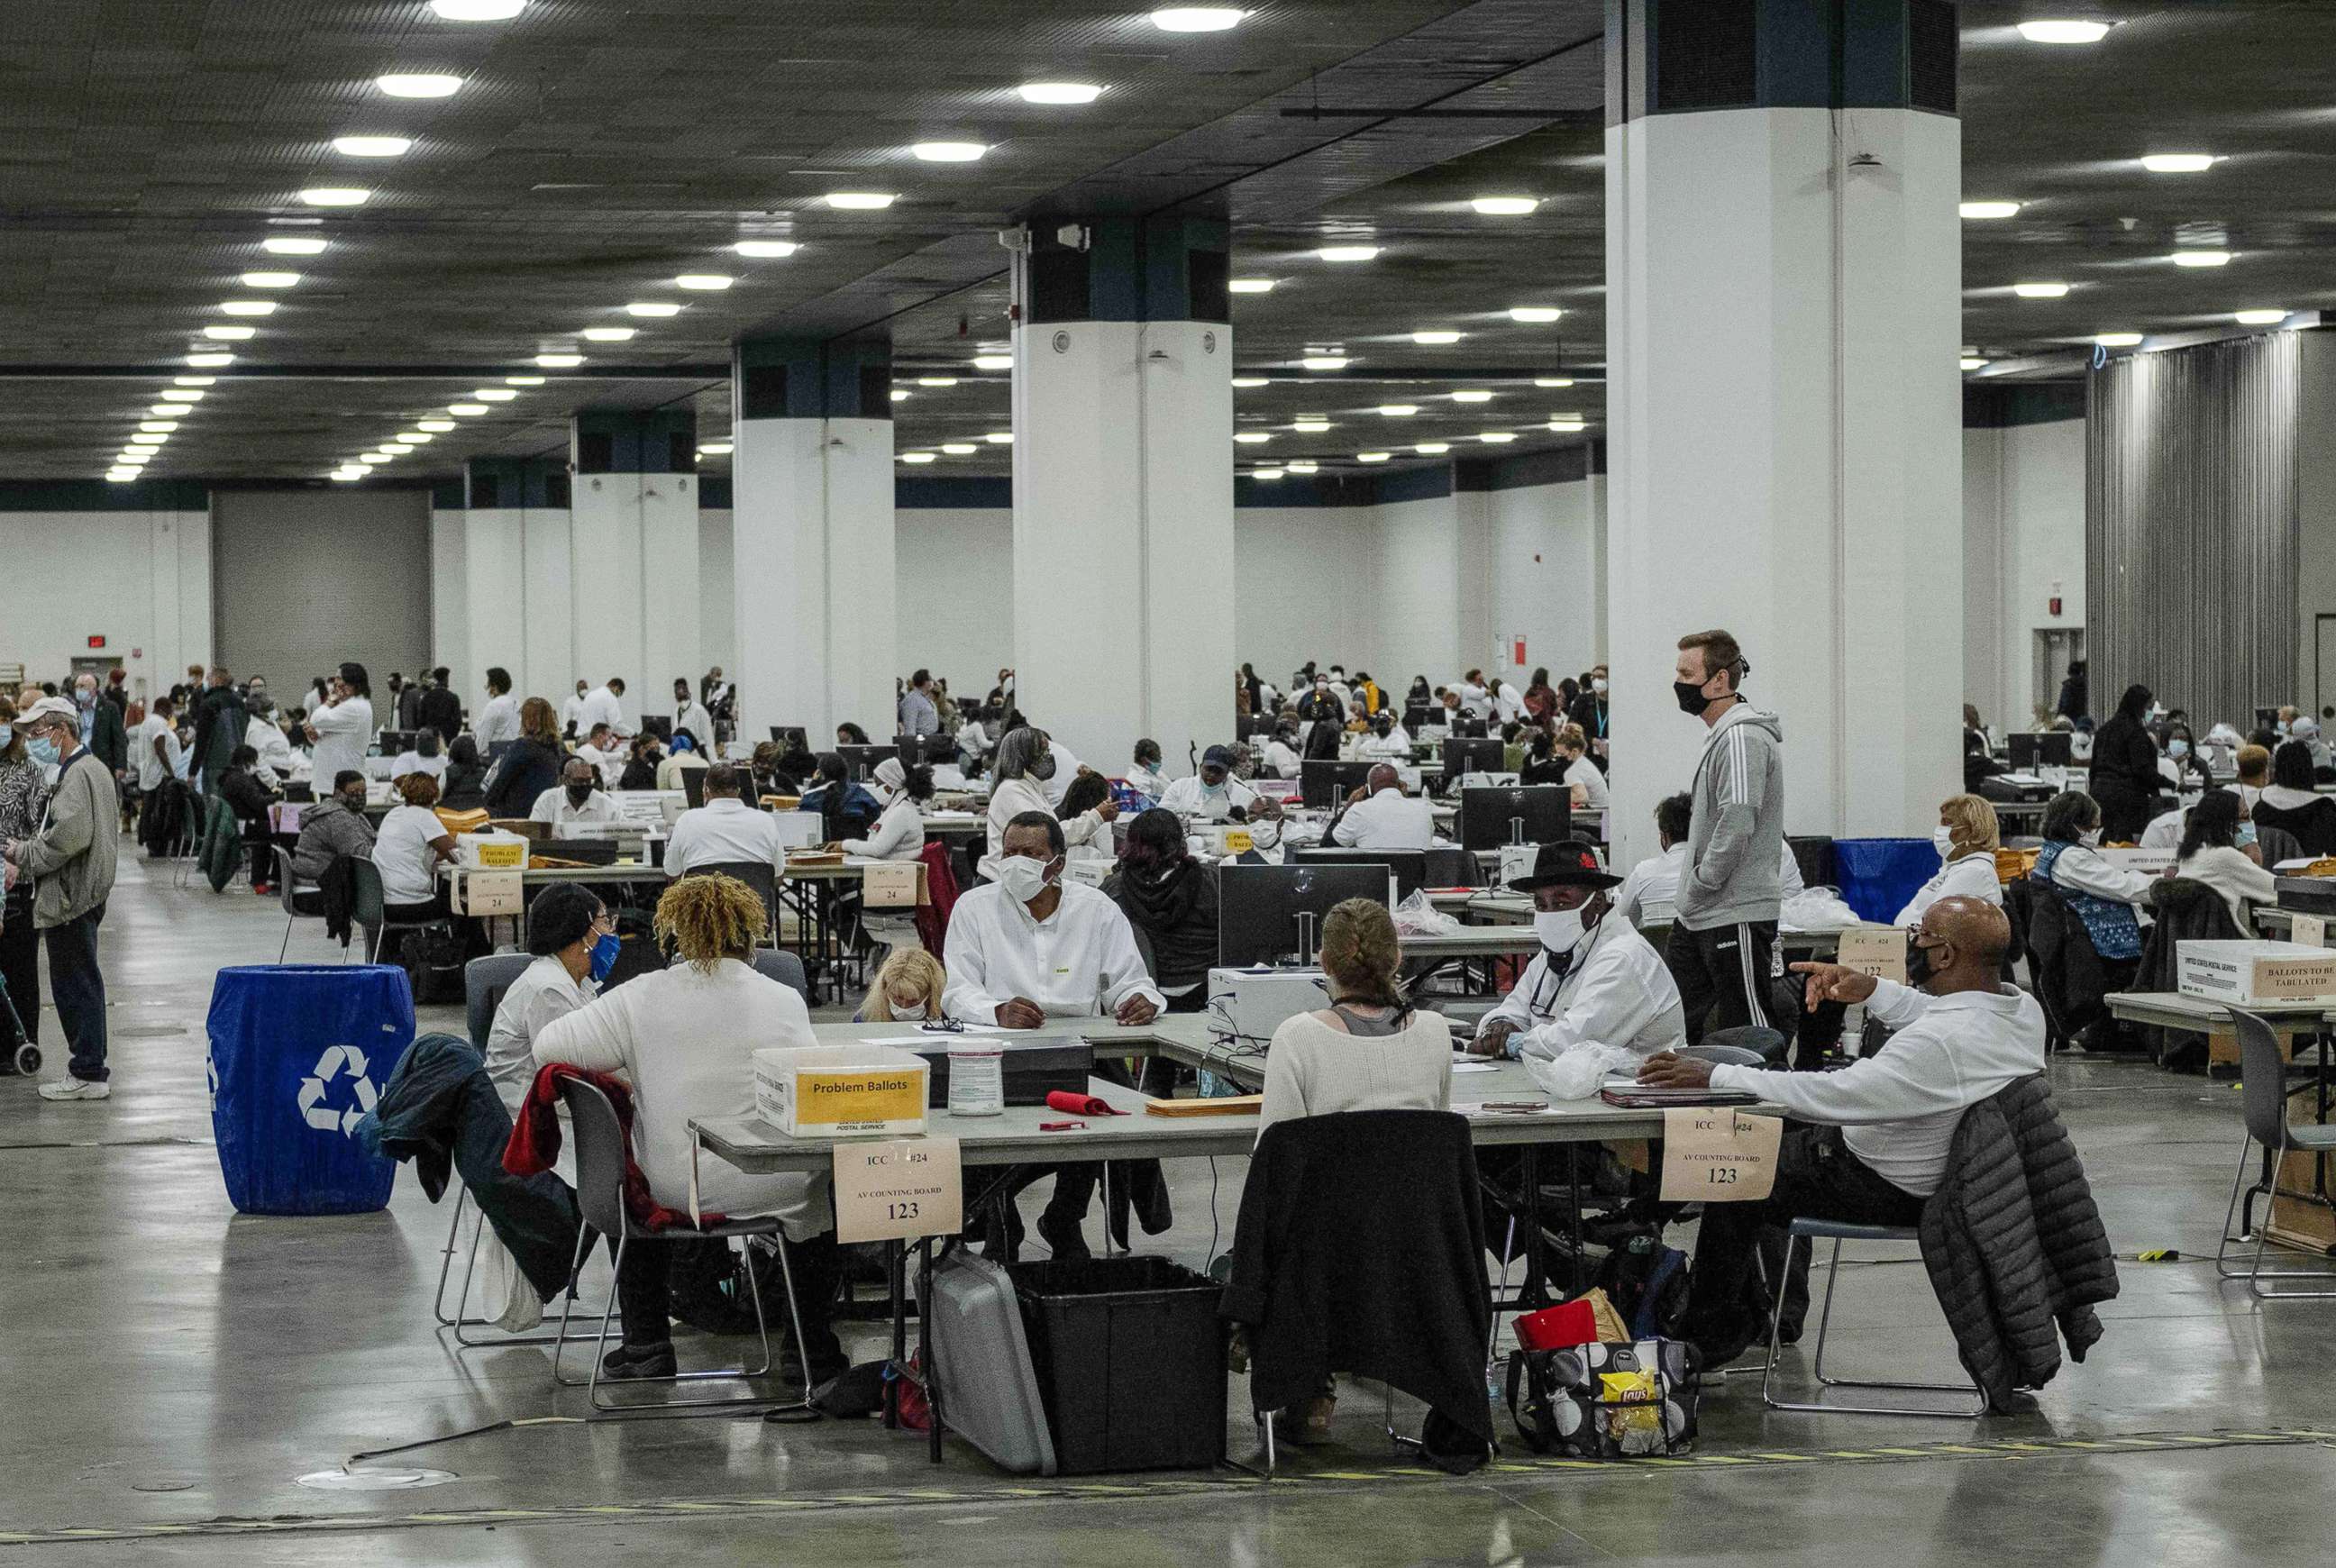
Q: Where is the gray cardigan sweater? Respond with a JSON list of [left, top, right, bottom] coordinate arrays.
[[19, 749, 119, 928]]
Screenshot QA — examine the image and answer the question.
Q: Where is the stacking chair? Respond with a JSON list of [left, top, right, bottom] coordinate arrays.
[[273, 847, 327, 962], [1760, 1218, 1985, 1417], [351, 856, 440, 965], [2216, 1007, 2336, 1299]]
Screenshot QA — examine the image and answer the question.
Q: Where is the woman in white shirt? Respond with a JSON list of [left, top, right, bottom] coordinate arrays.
[[533, 875, 841, 1381], [843, 757, 930, 862], [985, 725, 1113, 861], [243, 697, 297, 786], [392, 728, 450, 784], [2176, 789, 2277, 934], [1894, 793, 2004, 925], [372, 771, 457, 922], [1055, 772, 1120, 861], [483, 884, 612, 1112], [1490, 677, 1525, 727], [304, 661, 375, 787], [1260, 722, 1302, 780], [1555, 723, 1610, 832]]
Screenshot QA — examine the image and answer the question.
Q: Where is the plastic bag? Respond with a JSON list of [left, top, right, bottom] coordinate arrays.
[[1780, 885, 1859, 932], [1528, 1042, 1642, 1099], [1392, 888, 1457, 935], [479, 1228, 543, 1334]]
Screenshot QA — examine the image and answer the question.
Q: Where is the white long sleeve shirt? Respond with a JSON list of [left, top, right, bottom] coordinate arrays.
[[529, 789, 620, 826], [1612, 844, 1686, 928], [663, 797, 784, 878], [673, 699, 715, 745], [1259, 1007, 1453, 1136], [486, 953, 597, 1113], [561, 693, 587, 733], [2140, 807, 2186, 850], [1156, 773, 1260, 822], [1331, 788, 1437, 850], [1261, 741, 1301, 780], [1891, 852, 2003, 926], [534, 958, 826, 1233], [244, 716, 297, 786], [2046, 843, 2157, 907], [987, 775, 1107, 858], [1482, 917, 1686, 1071], [1711, 979, 2048, 1197], [2176, 844, 2277, 933], [941, 881, 1164, 1024], [579, 685, 630, 737], [475, 693, 521, 748], [1357, 726, 1412, 761], [307, 695, 373, 786], [843, 795, 926, 861]]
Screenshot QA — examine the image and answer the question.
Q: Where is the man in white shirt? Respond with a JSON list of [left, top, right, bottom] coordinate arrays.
[[944, 810, 1163, 1028], [1470, 840, 1684, 1070], [476, 667, 521, 749], [579, 678, 631, 739], [1330, 764, 1436, 850], [671, 677, 715, 749], [530, 757, 621, 826], [663, 762, 783, 878], [1157, 745, 1264, 823], [242, 697, 297, 787], [1126, 738, 1170, 800], [1637, 898, 2046, 1363], [1458, 671, 1493, 720], [561, 679, 589, 737], [134, 695, 187, 793], [1355, 711, 1412, 762], [575, 724, 624, 787]]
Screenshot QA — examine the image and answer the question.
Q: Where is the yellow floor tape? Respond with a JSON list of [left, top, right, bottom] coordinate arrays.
[[2, 1427, 2331, 1548]]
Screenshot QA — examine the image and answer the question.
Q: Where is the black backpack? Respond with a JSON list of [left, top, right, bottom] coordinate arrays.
[[1592, 1229, 1693, 1340], [397, 927, 469, 1005]]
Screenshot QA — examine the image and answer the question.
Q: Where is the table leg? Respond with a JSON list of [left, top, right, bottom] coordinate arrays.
[[919, 1238, 942, 1463], [1518, 1144, 1547, 1309], [883, 1238, 905, 1429], [1566, 1145, 1586, 1297]]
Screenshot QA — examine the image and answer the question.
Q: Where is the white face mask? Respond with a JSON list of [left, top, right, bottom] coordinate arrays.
[[1932, 825, 1957, 860], [2080, 827, 2104, 848], [995, 854, 1054, 905], [1533, 907, 1585, 953], [1592, 678, 1608, 695]]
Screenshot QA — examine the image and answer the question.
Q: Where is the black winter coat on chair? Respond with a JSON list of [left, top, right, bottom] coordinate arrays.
[[2132, 878, 2246, 1067]]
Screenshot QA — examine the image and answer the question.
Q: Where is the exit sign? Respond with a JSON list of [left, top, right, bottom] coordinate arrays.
[[86, 635, 105, 649]]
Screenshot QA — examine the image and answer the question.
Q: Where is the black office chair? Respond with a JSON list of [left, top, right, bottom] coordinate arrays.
[[687, 861, 780, 945]]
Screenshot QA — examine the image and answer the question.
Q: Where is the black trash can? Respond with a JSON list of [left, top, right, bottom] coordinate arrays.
[[1008, 1256, 1227, 1473]]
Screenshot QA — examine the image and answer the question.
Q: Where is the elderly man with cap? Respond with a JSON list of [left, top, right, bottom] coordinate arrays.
[[1637, 896, 2047, 1363], [1328, 762, 1435, 850], [1469, 838, 1684, 1077], [8, 696, 121, 1100], [1157, 744, 1265, 823]]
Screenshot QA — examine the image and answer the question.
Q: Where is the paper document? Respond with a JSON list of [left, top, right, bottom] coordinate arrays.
[[1451, 1061, 1500, 1075]]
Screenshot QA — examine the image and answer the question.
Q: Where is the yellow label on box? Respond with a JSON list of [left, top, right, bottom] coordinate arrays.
[[795, 1071, 926, 1127], [1223, 828, 1254, 854]]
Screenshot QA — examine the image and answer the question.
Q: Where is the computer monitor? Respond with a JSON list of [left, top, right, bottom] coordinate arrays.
[[680, 766, 707, 809], [769, 725, 809, 752], [1453, 716, 1490, 739], [2006, 733, 2038, 770], [2037, 731, 2073, 766], [640, 716, 673, 742], [1292, 847, 1427, 900], [1458, 785, 1570, 852], [1442, 736, 1506, 781], [1402, 702, 1431, 733], [1217, 861, 1393, 967], [1300, 759, 1376, 810], [378, 728, 415, 755], [891, 734, 950, 769], [835, 743, 898, 780]]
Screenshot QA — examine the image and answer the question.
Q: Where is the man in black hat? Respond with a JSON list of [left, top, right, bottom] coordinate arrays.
[[1467, 838, 1684, 1080]]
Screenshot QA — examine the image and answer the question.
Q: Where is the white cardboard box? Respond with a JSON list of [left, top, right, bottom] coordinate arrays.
[[456, 830, 529, 870], [2096, 846, 2176, 876], [2176, 940, 2336, 1006], [754, 1044, 928, 1138], [447, 868, 524, 916]]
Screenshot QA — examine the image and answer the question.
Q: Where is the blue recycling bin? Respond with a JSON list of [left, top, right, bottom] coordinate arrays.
[[206, 964, 415, 1216], [1829, 837, 1940, 925]]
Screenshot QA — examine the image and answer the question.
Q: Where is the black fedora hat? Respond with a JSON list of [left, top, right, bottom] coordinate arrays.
[[1507, 837, 1622, 893]]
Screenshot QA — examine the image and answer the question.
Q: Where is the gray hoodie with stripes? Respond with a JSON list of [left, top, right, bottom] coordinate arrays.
[[1675, 702, 1785, 931]]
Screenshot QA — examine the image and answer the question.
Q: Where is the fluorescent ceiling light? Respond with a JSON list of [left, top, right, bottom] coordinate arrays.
[[983, 432, 1013, 444], [219, 300, 277, 315], [1547, 411, 1583, 423], [1508, 306, 1562, 323], [2016, 20, 2110, 43], [1300, 356, 1347, 371], [675, 274, 734, 289], [159, 388, 204, 402], [625, 301, 682, 316], [333, 135, 411, 158], [1292, 419, 1331, 433], [1285, 460, 1318, 473], [1233, 433, 1272, 444], [940, 442, 977, 455], [1250, 468, 1284, 479], [2094, 333, 2143, 347], [1478, 432, 1517, 443], [299, 187, 370, 205], [1227, 278, 1276, 295], [534, 352, 583, 368], [2012, 281, 2070, 298], [241, 271, 301, 288], [358, 455, 388, 465], [380, 442, 414, 454], [376, 73, 462, 97], [397, 432, 433, 442], [173, 376, 215, 387], [187, 352, 234, 367], [106, 470, 141, 483], [698, 441, 735, 455], [972, 354, 1013, 370], [1356, 452, 1391, 463], [1470, 196, 1538, 215], [917, 376, 957, 387], [448, 403, 489, 415], [329, 470, 362, 481], [203, 324, 256, 339], [912, 141, 988, 162], [138, 421, 179, 433], [1376, 404, 1419, 416], [1414, 442, 1450, 454], [1451, 389, 1493, 403], [1230, 376, 1269, 387], [431, 0, 525, 18], [1960, 357, 1989, 372], [899, 451, 936, 463], [2170, 250, 2231, 268], [890, 389, 909, 401], [263, 236, 328, 255], [581, 326, 635, 341], [417, 419, 456, 431], [1319, 245, 1379, 262], [1410, 330, 1462, 344], [734, 241, 799, 258], [505, 375, 543, 385], [1534, 377, 1574, 388], [1547, 420, 1586, 433], [824, 192, 895, 209], [2235, 309, 2288, 325], [1959, 200, 2022, 220], [472, 387, 518, 401], [1017, 82, 1102, 105], [2141, 153, 2215, 173], [147, 403, 189, 416], [1152, 6, 1244, 30]]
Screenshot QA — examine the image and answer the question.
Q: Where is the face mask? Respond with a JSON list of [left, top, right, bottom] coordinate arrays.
[[0, 726, 12, 751], [1201, 776, 1226, 796], [1905, 934, 1943, 990], [27, 736, 59, 767], [2237, 822, 2258, 848], [1673, 679, 1711, 716], [2168, 740, 2190, 759], [76, 689, 94, 708], [342, 791, 367, 812], [1250, 820, 1281, 850], [588, 931, 621, 983], [1932, 825, 1957, 860], [2080, 827, 2103, 848], [1534, 907, 1585, 953], [887, 992, 925, 1016], [566, 785, 594, 807], [1592, 679, 1608, 695], [1030, 752, 1057, 782], [996, 854, 1054, 905]]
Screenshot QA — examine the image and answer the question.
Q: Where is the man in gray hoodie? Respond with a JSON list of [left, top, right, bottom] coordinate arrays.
[[9, 696, 121, 1100], [1666, 628, 1786, 1044]]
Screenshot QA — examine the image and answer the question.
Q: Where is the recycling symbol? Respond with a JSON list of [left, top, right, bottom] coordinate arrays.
[[297, 1044, 379, 1136]]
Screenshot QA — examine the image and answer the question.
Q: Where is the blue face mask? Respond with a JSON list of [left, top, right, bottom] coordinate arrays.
[[589, 931, 621, 983], [2237, 822, 2258, 848], [27, 736, 59, 766]]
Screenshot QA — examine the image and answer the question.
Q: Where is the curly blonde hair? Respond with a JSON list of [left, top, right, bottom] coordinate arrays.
[[1319, 898, 1409, 1014], [654, 874, 768, 973], [863, 948, 946, 1021], [1939, 793, 2000, 857]]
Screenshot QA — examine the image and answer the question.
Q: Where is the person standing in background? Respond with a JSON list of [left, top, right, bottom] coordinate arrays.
[[304, 662, 375, 789], [11, 697, 120, 1101], [2057, 660, 2089, 725], [561, 679, 589, 738], [1665, 629, 1785, 1043], [899, 669, 941, 738], [189, 667, 247, 796], [0, 697, 47, 1069], [474, 668, 520, 749], [418, 666, 462, 746], [75, 673, 128, 791], [2086, 684, 2161, 844], [672, 679, 714, 747]]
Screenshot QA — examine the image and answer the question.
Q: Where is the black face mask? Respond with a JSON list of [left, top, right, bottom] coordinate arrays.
[[1905, 933, 1944, 990], [1673, 680, 1711, 716], [566, 785, 594, 807]]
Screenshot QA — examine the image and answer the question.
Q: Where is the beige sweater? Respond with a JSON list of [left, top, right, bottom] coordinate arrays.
[[1259, 1007, 1453, 1136]]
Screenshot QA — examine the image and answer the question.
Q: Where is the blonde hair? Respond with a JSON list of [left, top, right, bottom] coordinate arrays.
[[1319, 898, 1408, 1014], [654, 874, 767, 973], [397, 771, 441, 807], [1554, 722, 1588, 754], [1940, 793, 2001, 857], [863, 948, 946, 1022], [2237, 743, 2272, 784], [519, 696, 561, 747]]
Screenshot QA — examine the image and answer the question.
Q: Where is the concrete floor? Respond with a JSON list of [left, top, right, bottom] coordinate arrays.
[[5, 850, 2334, 1563]]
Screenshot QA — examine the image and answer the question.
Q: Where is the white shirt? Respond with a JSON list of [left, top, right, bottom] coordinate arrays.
[[1357, 725, 1412, 761], [1156, 774, 1259, 823], [2140, 807, 2186, 850], [307, 695, 373, 787], [673, 699, 715, 746], [391, 749, 448, 782], [485, 954, 597, 1113], [575, 743, 623, 788], [1482, 917, 1686, 1069], [1493, 685, 1526, 725], [1258, 1007, 1453, 1136], [534, 958, 825, 1232], [2046, 843, 2157, 907], [530, 789, 619, 826], [844, 795, 926, 861], [2260, 785, 2319, 812], [1563, 756, 1610, 834], [1891, 852, 2003, 926], [656, 752, 708, 791], [244, 716, 297, 786], [561, 693, 588, 732], [1458, 681, 1492, 718], [1127, 762, 1169, 799], [663, 797, 784, 878], [372, 803, 448, 905], [1042, 743, 1081, 807], [135, 715, 185, 792], [1332, 788, 1437, 850], [941, 880, 1163, 1023], [579, 685, 630, 738], [987, 775, 1108, 859], [1711, 980, 2048, 1198], [1612, 843, 1687, 928], [475, 693, 521, 748], [1261, 741, 1301, 780], [2177, 844, 2277, 933]]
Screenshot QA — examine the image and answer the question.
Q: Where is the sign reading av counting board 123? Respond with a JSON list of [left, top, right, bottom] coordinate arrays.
[[834, 1137, 963, 1243]]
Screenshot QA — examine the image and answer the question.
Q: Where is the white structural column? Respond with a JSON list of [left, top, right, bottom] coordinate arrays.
[[1011, 216, 1234, 771], [462, 457, 569, 707], [1602, 0, 1962, 871], [729, 338, 896, 742], [568, 410, 700, 729]]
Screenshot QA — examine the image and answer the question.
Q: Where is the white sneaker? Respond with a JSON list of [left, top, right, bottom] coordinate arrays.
[[38, 1079, 111, 1101]]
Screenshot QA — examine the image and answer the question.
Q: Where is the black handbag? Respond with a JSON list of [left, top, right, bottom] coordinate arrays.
[[1506, 1338, 1702, 1458]]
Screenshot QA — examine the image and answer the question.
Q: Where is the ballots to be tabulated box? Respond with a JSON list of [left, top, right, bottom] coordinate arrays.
[[2176, 939, 2336, 1007], [754, 1044, 929, 1137]]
